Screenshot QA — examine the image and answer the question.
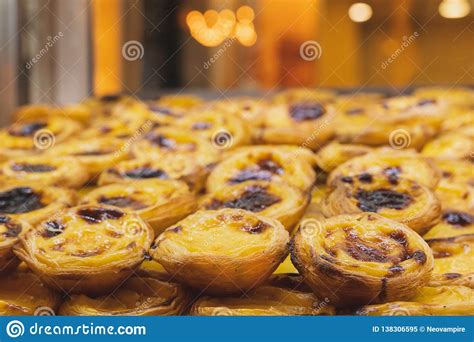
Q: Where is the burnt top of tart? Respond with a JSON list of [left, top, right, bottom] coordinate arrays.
[[442, 211, 473, 227], [77, 207, 124, 224], [205, 185, 281, 212], [228, 158, 283, 184], [0, 187, 44, 214], [11, 163, 56, 173], [382, 166, 402, 185], [73, 150, 110, 156], [147, 104, 179, 117], [122, 166, 168, 179], [98, 196, 147, 210], [0, 216, 22, 238], [289, 103, 326, 121], [145, 133, 179, 150], [355, 189, 412, 212], [41, 220, 65, 238], [8, 122, 47, 137], [342, 228, 426, 265], [99, 94, 122, 103], [192, 121, 212, 130], [241, 220, 269, 234]]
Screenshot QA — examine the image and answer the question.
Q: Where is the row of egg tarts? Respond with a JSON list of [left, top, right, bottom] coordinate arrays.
[[0, 144, 472, 315], [0, 87, 472, 316]]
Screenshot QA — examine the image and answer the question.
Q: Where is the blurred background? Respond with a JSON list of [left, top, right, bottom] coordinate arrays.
[[0, 0, 473, 123]]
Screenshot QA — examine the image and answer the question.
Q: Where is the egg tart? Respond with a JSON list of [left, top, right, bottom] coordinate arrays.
[[132, 127, 220, 168], [80, 180, 197, 235], [191, 274, 335, 316], [80, 115, 151, 140], [0, 117, 81, 159], [255, 102, 335, 149], [200, 97, 267, 126], [414, 86, 474, 107], [59, 271, 190, 315], [98, 156, 207, 193], [176, 110, 251, 148], [334, 113, 435, 149], [200, 181, 308, 231], [0, 271, 62, 315], [0, 216, 32, 274], [357, 285, 474, 316], [328, 148, 440, 189], [0, 185, 75, 226], [424, 210, 474, 240], [315, 141, 372, 173], [206, 146, 316, 193], [14, 104, 93, 124], [47, 138, 128, 176], [441, 108, 474, 132], [366, 96, 446, 129], [291, 213, 434, 307], [422, 129, 474, 161], [427, 235, 473, 288], [272, 88, 337, 104], [151, 209, 290, 295], [321, 174, 441, 234], [14, 204, 154, 295], [1, 156, 89, 189]]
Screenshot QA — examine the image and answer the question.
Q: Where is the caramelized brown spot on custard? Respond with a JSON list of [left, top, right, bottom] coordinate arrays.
[[192, 122, 212, 130], [355, 189, 411, 212], [100, 94, 122, 102], [11, 163, 56, 173], [41, 221, 65, 238], [444, 272, 462, 279], [0, 187, 44, 214], [123, 166, 168, 179], [411, 250, 427, 264], [387, 265, 404, 276], [205, 185, 281, 212], [77, 207, 124, 224], [383, 166, 402, 185], [228, 159, 283, 184], [357, 173, 373, 183], [241, 221, 269, 234], [70, 249, 104, 258], [0, 216, 22, 238], [8, 122, 47, 137], [147, 104, 180, 118], [98, 196, 147, 210], [442, 211, 473, 227], [145, 133, 176, 149], [169, 225, 182, 233], [289, 103, 326, 121], [388, 230, 408, 248], [343, 230, 390, 263]]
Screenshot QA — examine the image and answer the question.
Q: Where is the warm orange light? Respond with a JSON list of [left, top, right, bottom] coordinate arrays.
[[186, 7, 256, 47], [348, 3, 373, 23], [439, 0, 471, 18]]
